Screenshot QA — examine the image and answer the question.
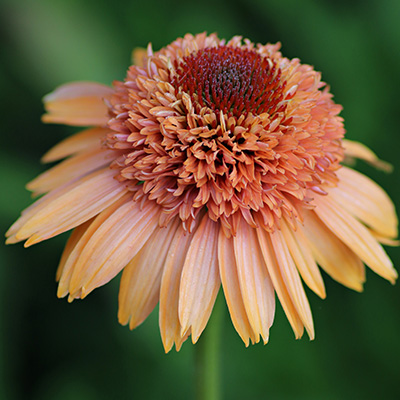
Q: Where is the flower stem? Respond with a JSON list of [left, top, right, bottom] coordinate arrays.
[[195, 293, 223, 400]]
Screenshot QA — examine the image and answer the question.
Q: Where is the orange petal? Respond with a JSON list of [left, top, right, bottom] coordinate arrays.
[[118, 217, 180, 330], [159, 223, 199, 353], [330, 166, 398, 239], [218, 229, 257, 346], [131, 47, 147, 67], [280, 219, 326, 299], [42, 127, 109, 163], [178, 216, 220, 343], [56, 219, 94, 282], [301, 210, 366, 291], [233, 219, 275, 344], [262, 229, 314, 339], [342, 139, 392, 172], [6, 178, 81, 241], [314, 196, 397, 283], [12, 169, 127, 246], [68, 199, 160, 298], [28, 149, 116, 195], [57, 194, 131, 298], [256, 229, 303, 339], [42, 82, 114, 127]]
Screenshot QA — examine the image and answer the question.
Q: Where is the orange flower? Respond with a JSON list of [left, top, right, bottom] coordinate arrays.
[[6, 33, 398, 352]]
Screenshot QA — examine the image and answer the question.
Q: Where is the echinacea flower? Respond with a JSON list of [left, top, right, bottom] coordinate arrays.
[[6, 33, 398, 352]]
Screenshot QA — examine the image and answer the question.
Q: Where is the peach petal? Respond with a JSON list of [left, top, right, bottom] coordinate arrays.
[[56, 219, 93, 283], [28, 149, 116, 195], [314, 196, 398, 284], [178, 216, 220, 343], [42, 82, 114, 127], [131, 47, 147, 67], [218, 229, 257, 346], [6, 168, 123, 243], [330, 166, 397, 239], [118, 217, 180, 330], [6, 178, 83, 241], [234, 219, 275, 344], [42, 127, 109, 163], [159, 223, 199, 352], [256, 229, 304, 339], [57, 194, 131, 298], [343, 139, 392, 172], [280, 219, 326, 299], [14, 169, 127, 246], [69, 198, 160, 298], [268, 229, 314, 339], [301, 210, 366, 291]]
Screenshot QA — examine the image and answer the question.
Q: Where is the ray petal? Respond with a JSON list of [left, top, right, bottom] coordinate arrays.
[[330, 166, 398, 239], [343, 139, 392, 172], [314, 196, 397, 283], [218, 229, 257, 346], [268, 229, 314, 339], [28, 149, 116, 195], [57, 194, 131, 298], [42, 82, 114, 127], [256, 229, 304, 339], [56, 219, 94, 283], [69, 199, 161, 298], [42, 127, 109, 163], [234, 219, 275, 344], [280, 219, 326, 299], [13, 169, 127, 246], [118, 217, 180, 330], [301, 210, 367, 291], [178, 216, 220, 343], [159, 222, 200, 353]]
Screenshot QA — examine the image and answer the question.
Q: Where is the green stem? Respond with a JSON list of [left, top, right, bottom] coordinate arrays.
[[195, 293, 223, 400]]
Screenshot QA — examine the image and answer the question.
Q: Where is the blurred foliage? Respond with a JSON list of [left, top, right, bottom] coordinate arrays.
[[1, 0, 400, 399]]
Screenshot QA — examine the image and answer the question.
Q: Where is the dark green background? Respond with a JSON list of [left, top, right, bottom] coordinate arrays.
[[1, 0, 399, 399]]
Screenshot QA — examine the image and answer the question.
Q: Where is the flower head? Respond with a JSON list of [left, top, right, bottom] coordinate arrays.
[[6, 33, 398, 352]]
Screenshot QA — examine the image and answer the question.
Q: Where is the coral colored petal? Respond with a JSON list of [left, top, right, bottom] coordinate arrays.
[[280, 219, 326, 299], [314, 196, 398, 284], [42, 82, 114, 127], [118, 217, 180, 330], [268, 229, 314, 339], [218, 229, 257, 346], [178, 216, 220, 343], [234, 220, 275, 344], [343, 139, 393, 172], [301, 210, 366, 291], [42, 127, 109, 163], [57, 194, 131, 298], [56, 219, 93, 282], [131, 47, 147, 66], [6, 178, 85, 241], [14, 169, 127, 246], [28, 149, 116, 195], [330, 167, 398, 239], [257, 229, 304, 339], [159, 222, 200, 353], [69, 199, 160, 298], [6, 168, 124, 243]]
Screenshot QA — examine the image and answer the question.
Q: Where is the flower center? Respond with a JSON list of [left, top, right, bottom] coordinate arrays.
[[173, 46, 286, 117], [107, 37, 345, 236]]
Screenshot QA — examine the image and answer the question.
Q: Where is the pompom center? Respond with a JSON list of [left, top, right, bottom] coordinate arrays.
[[172, 46, 286, 117]]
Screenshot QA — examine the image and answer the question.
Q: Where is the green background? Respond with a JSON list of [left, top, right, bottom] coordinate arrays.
[[1, 0, 399, 399]]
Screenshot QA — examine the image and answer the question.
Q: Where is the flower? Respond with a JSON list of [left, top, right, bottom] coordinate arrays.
[[6, 33, 398, 352]]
